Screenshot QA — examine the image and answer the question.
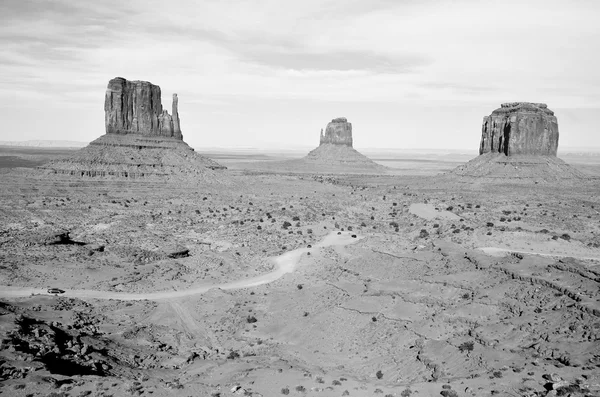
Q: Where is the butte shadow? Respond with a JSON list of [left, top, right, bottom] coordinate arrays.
[[37, 77, 226, 180], [445, 102, 588, 183], [237, 117, 388, 175]]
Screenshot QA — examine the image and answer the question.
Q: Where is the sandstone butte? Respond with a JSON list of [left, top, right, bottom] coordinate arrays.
[[38, 77, 225, 179], [451, 102, 584, 181], [479, 102, 558, 156], [104, 77, 182, 139], [302, 117, 386, 172]]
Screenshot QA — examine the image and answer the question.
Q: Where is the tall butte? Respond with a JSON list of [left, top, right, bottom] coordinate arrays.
[[451, 102, 584, 181], [40, 77, 225, 179], [300, 117, 385, 173]]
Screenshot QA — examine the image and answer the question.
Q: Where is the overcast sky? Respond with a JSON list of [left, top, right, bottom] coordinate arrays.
[[1, 0, 598, 150]]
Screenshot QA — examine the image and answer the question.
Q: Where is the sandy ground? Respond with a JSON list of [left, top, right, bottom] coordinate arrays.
[[0, 151, 599, 397]]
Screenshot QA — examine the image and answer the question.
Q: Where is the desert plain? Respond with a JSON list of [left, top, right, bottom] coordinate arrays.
[[0, 143, 599, 397]]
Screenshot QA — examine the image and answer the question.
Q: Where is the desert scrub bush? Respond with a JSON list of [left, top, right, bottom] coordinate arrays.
[[419, 229, 429, 238], [292, 216, 300, 221], [227, 350, 240, 359], [400, 389, 412, 397], [246, 315, 257, 323], [332, 380, 342, 386], [295, 385, 306, 392], [376, 370, 383, 379], [461, 292, 471, 299], [440, 390, 458, 397], [458, 341, 474, 353], [280, 387, 290, 395], [297, 284, 303, 290], [282, 221, 292, 229], [389, 221, 399, 228]]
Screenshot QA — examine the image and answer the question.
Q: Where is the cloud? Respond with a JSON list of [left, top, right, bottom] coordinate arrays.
[[240, 50, 430, 73]]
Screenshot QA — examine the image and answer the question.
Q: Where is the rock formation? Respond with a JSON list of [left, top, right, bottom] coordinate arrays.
[[451, 102, 585, 182], [38, 77, 225, 179], [242, 117, 386, 174], [319, 117, 353, 147], [105, 77, 182, 139], [479, 102, 558, 156]]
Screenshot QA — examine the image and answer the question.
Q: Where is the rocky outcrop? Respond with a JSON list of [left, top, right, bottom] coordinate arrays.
[[38, 77, 226, 179], [320, 117, 353, 147], [449, 102, 586, 182], [105, 77, 182, 139], [479, 102, 558, 156]]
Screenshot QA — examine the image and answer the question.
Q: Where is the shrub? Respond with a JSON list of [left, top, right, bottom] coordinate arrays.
[[281, 387, 290, 395], [440, 390, 458, 397], [389, 221, 399, 228], [458, 341, 474, 353], [332, 380, 342, 386], [400, 389, 412, 397], [247, 316, 257, 323], [419, 229, 429, 238], [297, 284, 303, 290], [282, 221, 292, 229], [376, 370, 383, 379], [295, 385, 306, 392], [292, 216, 300, 221]]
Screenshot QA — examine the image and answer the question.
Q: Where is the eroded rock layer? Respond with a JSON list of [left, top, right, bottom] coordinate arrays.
[[480, 102, 558, 156], [451, 152, 586, 182]]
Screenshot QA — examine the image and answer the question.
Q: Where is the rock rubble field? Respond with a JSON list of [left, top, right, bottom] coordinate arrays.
[[1, 170, 599, 397]]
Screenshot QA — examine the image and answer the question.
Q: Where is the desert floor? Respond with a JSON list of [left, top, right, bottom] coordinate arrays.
[[0, 147, 599, 397]]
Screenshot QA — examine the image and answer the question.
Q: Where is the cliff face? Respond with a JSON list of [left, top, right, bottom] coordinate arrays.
[[104, 77, 183, 139], [320, 117, 353, 147], [479, 102, 558, 156]]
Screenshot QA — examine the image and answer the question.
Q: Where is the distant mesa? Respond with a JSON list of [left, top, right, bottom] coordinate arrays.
[[319, 117, 353, 147], [301, 117, 386, 172], [38, 77, 225, 179], [451, 102, 585, 181]]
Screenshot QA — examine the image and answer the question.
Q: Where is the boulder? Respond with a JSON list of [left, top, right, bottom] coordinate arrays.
[[479, 102, 558, 156]]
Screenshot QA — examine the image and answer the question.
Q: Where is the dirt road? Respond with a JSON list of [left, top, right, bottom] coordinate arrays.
[[0, 231, 363, 301]]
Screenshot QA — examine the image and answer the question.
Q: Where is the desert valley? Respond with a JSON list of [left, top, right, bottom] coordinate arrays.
[[0, 77, 598, 397]]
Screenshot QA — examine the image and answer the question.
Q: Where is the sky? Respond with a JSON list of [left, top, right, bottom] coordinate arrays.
[[0, 0, 599, 150]]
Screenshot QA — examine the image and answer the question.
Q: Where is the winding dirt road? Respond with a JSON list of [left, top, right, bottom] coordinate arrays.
[[0, 231, 363, 301]]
